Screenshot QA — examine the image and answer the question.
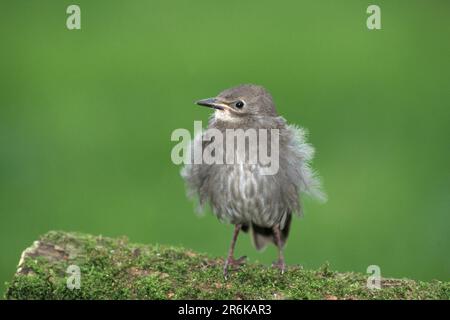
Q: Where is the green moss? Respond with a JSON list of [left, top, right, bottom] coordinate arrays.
[[4, 231, 450, 300]]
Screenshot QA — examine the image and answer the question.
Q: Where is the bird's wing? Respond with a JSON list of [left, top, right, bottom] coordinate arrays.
[[283, 124, 327, 203]]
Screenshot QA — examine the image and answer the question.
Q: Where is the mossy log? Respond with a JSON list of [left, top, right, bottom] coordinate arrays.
[[5, 231, 449, 300]]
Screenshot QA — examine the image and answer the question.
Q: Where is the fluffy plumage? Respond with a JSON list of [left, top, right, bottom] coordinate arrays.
[[182, 84, 325, 251]]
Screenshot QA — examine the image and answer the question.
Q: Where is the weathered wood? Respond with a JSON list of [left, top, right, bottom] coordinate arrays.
[[5, 231, 449, 300]]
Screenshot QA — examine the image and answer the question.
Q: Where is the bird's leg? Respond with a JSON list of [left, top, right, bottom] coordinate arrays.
[[272, 224, 286, 274], [223, 224, 246, 279]]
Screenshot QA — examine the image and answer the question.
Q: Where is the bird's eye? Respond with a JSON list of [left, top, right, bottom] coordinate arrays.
[[235, 101, 244, 109]]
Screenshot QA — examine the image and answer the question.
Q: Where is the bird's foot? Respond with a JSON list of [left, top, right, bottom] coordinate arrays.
[[223, 255, 247, 279], [272, 259, 286, 274]]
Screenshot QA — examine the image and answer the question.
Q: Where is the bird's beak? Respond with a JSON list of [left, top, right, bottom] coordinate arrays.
[[196, 98, 227, 111]]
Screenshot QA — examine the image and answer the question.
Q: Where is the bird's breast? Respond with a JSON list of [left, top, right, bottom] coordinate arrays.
[[209, 164, 287, 228]]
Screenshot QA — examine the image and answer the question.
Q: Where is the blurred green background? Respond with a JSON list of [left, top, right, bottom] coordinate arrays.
[[1, 0, 449, 296]]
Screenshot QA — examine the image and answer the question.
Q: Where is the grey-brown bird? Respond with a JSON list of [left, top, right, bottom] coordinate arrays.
[[182, 84, 325, 278]]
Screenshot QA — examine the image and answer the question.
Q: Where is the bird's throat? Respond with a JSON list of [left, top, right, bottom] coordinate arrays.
[[214, 110, 240, 123]]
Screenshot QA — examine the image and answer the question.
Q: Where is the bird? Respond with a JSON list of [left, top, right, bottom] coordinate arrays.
[[181, 84, 325, 278]]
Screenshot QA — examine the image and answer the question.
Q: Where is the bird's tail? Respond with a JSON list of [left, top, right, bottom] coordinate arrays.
[[250, 214, 292, 251]]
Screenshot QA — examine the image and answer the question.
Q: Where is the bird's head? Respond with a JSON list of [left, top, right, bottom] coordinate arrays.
[[196, 84, 278, 122]]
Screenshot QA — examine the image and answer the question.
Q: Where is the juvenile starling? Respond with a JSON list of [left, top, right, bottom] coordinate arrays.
[[182, 84, 325, 278]]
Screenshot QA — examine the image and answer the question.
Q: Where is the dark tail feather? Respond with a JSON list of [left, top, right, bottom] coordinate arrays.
[[251, 214, 292, 251]]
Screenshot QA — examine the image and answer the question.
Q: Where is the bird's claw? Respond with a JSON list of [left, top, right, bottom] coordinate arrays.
[[272, 259, 286, 274], [231, 255, 247, 266], [223, 255, 247, 279]]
